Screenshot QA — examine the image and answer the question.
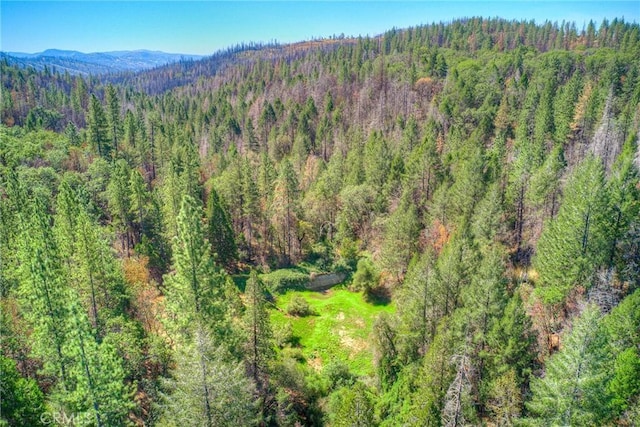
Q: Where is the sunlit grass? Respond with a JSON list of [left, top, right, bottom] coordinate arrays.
[[269, 286, 394, 376]]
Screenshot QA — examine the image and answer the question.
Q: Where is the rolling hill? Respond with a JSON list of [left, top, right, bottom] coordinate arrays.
[[1, 49, 204, 75]]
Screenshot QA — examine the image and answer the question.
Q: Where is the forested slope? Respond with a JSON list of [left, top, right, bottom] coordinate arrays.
[[1, 17, 639, 426]]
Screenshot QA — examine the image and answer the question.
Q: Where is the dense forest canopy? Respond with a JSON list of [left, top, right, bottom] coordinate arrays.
[[1, 17, 639, 426]]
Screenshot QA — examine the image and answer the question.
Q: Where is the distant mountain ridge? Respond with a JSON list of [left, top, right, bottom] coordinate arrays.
[[1, 49, 204, 75]]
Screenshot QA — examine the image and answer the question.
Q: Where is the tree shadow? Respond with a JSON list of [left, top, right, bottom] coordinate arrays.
[[365, 286, 392, 306]]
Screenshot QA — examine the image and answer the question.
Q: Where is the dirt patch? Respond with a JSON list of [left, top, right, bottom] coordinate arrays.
[[337, 328, 368, 356], [308, 356, 323, 371], [336, 312, 345, 321]]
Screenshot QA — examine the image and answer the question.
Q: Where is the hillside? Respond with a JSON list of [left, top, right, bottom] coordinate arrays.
[[1, 17, 639, 426], [1, 49, 203, 75]]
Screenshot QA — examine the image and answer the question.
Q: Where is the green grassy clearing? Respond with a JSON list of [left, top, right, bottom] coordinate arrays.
[[269, 286, 394, 377]]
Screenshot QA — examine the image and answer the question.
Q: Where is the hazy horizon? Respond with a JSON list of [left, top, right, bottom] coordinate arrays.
[[2, 1, 639, 56]]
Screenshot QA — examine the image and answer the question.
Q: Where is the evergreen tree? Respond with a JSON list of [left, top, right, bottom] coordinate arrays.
[[373, 313, 399, 391], [534, 156, 611, 304], [396, 249, 438, 362], [411, 320, 456, 426], [87, 94, 110, 158], [0, 355, 45, 426], [129, 168, 148, 245], [206, 187, 237, 270], [527, 305, 612, 426], [243, 270, 274, 413], [107, 159, 133, 255], [271, 159, 300, 265], [602, 290, 640, 417], [58, 299, 132, 426], [164, 195, 228, 342], [607, 134, 640, 269], [380, 198, 420, 283], [486, 369, 522, 426], [65, 121, 81, 147], [105, 85, 122, 156], [329, 382, 376, 427], [17, 197, 71, 388], [487, 293, 535, 388], [241, 157, 260, 258], [159, 331, 255, 427]]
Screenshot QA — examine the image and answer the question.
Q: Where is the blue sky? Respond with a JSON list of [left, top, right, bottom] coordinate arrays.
[[2, 1, 638, 55]]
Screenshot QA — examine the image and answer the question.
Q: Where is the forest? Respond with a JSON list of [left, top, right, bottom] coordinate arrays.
[[1, 17, 639, 426]]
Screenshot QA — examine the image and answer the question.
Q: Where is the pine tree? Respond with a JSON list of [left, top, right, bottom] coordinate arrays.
[[164, 195, 226, 342], [411, 320, 456, 426], [65, 121, 81, 146], [607, 134, 640, 269], [602, 290, 640, 417], [329, 382, 376, 427], [129, 168, 149, 245], [487, 293, 535, 387], [534, 156, 610, 304], [271, 159, 300, 265], [59, 299, 132, 426], [87, 94, 110, 158], [243, 270, 274, 413], [374, 313, 399, 391], [380, 198, 420, 283], [0, 355, 45, 426], [105, 85, 122, 156], [206, 187, 237, 270], [159, 333, 255, 427], [241, 157, 260, 258], [396, 249, 439, 362], [527, 305, 612, 426], [18, 197, 71, 388], [107, 159, 133, 255], [486, 369, 522, 426], [459, 245, 508, 408]]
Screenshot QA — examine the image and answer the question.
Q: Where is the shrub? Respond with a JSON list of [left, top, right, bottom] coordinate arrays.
[[351, 258, 379, 296], [260, 269, 309, 293], [274, 321, 295, 348], [286, 295, 315, 317], [323, 359, 356, 390]]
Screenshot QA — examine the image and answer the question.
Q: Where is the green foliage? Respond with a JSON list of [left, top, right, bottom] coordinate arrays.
[[270, 289, 393, 376], [487, 293, 535, 387], [243, 271, 274, 391], [486, 369, 522, 426], [2, 17, 640, 427], [351, 258, 379, 296], [328, 382, 377, 427], [163, 195, 227, 342], [527, 305, 612, 426], [373, 313, 399, 391], [87, 94, 110, 158], [322, 358, 356, 390], [395, 249, 438, 362], [603, 290, 640, 416], [159, 334, 256, 427], [206, 187, 237, 270], [286, 295, 315, 317], [379, 199, 420, 281], [409, 320, 456, 426], [534, 156, 611, 304], [0, 355, 45, 426], [259, 269, 309, 293], [271, 158, 301, 265], [609, 348, 640, 414], [17, 197, 71, 384]]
